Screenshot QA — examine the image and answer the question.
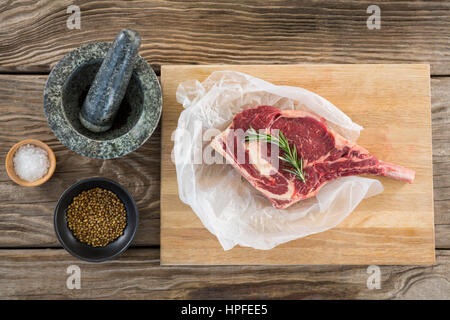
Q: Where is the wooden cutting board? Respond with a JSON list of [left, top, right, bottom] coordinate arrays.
[[160, 64, 434, 265]]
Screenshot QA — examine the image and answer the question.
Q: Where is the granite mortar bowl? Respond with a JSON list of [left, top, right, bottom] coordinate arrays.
[[44, 42, 162, 159], [54, 177, 138, 262]]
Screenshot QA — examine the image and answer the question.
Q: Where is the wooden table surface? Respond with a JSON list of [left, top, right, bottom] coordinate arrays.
[[0, 0, 449, 299]]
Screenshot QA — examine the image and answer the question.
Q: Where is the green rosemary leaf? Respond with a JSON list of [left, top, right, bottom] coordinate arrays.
[[278, 155, 290, 162], [282, 168, 299, 175]]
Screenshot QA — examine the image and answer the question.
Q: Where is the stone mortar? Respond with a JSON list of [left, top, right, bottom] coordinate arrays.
[[44, 42, 162, 159]]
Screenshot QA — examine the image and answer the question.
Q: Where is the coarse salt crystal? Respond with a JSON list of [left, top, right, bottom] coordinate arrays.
[[13, 144, 50, 182]]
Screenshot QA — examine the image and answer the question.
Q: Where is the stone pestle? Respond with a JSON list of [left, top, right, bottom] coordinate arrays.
[[79, 29, 142, 133]]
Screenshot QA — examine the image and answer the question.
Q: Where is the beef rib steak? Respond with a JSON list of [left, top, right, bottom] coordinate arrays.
[[211, 105, 415, 209]]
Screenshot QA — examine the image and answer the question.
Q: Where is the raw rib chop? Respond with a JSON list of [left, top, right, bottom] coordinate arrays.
[[211, 105, 415, 209]]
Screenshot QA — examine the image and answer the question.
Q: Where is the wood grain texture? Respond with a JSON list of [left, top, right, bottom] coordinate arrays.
[[0, 248, 449, 299], [1, 1, 450, 74], [436, 225, 450, 249], [0, 75, 160, 247], [0, 74, 448, 253], [0, 0, 448, 300], [431, 77, 450, 225], [160, 64, 435, 265]]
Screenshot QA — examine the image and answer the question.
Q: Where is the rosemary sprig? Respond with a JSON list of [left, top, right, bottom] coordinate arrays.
[[245, 126, 306, 183]]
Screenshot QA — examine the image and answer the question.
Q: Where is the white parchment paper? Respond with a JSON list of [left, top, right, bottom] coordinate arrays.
[[174, 71, 383, 250]]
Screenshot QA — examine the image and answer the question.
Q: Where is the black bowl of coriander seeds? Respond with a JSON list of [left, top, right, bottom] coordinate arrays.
[[54, 177, 138, 262]]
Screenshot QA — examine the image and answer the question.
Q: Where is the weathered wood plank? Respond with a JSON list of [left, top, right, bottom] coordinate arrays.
[[436, 225, 450, 249], [431, 77, 450, 225], [0, 75, 160, 247], [0, 74, 448, 248], [0, 248, 449, 299], [1, 1, 450, 75]]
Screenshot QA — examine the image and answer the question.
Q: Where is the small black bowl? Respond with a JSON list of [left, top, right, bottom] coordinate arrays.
[[54, 177, 138, 262]]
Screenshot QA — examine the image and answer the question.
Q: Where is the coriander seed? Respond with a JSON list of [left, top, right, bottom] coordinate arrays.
[[66, 187, 127, 247]]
